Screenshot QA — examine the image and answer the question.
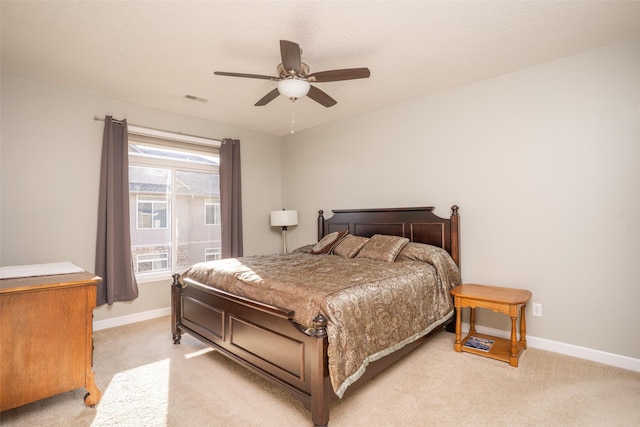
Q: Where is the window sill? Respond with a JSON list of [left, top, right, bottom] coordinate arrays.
[[135, 271, 174, 284]]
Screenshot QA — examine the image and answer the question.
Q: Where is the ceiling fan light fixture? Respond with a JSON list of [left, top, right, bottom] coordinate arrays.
[[277, 78, 310, 101]]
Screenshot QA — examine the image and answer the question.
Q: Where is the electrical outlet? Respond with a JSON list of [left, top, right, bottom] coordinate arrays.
[[532, 303, 543, 317]]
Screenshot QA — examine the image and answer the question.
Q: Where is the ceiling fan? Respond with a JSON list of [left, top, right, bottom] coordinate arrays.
[[214, 40, 370, 107]]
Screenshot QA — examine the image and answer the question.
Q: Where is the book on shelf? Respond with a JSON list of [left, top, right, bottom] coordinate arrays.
[[463, 336, 494, 352]]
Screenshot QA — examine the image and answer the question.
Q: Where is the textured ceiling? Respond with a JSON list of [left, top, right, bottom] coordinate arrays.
[[2, 1, 640, 136]]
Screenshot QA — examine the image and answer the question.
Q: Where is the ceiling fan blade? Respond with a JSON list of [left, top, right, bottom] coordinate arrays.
[[307, 85, 337, 108], [307, 68, 371, 82], [214, 71, 277, 81], [254, 88, 280, 106], [280, 40, 302, 75]]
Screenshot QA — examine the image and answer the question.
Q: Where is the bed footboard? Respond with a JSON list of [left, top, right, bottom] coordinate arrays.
[[171, 274, 331, 427]]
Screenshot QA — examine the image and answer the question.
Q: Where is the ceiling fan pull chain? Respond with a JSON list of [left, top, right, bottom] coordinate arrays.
[[290, 102, 296, 134]]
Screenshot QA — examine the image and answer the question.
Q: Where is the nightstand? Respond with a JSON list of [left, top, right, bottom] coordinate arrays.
[[451, 283, 532, 367]]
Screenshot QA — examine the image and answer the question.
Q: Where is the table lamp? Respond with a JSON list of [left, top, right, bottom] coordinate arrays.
[[270, 209, 298, 253]]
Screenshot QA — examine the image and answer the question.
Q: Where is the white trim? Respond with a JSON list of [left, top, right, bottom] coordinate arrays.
[[93, 311, 640, 373], [135, 271, 174, 284], [461, 322, 640, 372], [93, 307, 171, 331], [93, 312, 640, 373], [128, 124, 221, 147]]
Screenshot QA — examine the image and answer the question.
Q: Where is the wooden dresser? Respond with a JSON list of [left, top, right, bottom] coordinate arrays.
[[0, 269, 102, 411]]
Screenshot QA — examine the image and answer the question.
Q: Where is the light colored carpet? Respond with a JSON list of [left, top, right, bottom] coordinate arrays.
[[1, 316, 639, 426]]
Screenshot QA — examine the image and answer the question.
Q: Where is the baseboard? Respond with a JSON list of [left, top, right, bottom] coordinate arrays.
[[93, 307, 171, 331], [94, 311, 639, 373], [461, 322, 640, 373]]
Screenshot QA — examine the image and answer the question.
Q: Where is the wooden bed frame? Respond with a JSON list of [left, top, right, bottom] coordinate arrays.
[[171, 205, 459, 426]]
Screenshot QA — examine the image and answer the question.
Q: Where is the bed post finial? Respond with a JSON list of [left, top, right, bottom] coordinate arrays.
[[318, 210, 325, 241], [451, 205, 459, 216], [312, 315, 328, 338]]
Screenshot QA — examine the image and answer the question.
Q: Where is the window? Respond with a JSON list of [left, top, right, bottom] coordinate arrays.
[[137, 195, 168, 229], [128, 126, 221, 281], [137, 253, 169, 273], [205, 248, 222, 261], [205, 200, 221, 225]]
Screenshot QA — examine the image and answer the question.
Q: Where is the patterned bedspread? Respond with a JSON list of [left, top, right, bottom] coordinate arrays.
[[178, 243, 461, 397]]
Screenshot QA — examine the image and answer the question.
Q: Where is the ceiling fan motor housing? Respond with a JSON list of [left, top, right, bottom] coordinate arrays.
[[277, 63, 310, 78]]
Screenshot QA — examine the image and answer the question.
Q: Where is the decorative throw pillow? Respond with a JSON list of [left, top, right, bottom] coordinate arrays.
[[396, 241, 439, 262], [355, 234, 410, 262], [311, 230, 349, 254], [333, 235, 369, 258], [292, 244, 315, 254]]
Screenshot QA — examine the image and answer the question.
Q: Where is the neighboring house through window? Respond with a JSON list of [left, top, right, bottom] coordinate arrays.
[[128, 126, 221, 281], [204, 200, 221, 225], [205, 247, 222, 261], [137, 195, 168, 229]]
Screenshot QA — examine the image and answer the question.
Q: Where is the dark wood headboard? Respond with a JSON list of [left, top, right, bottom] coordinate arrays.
[[318, 205, 460, 267]]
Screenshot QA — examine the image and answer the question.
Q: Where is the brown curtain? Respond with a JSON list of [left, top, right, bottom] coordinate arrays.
[[95, 116, 139, 306], [220, 139, 243, 258]]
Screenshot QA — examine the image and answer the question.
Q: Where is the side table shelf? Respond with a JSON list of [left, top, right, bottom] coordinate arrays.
[[451, 283, 532, 367]]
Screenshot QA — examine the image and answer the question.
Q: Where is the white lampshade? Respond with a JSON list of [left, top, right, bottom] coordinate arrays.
[[277, 78, 310, 100], [270, 210, 298, 227]]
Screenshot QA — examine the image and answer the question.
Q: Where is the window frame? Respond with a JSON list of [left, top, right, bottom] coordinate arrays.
[[204, 200, 221, 225], [204, 247, 222, 261], [127, 125, 221, 283], [136, 195, 169, 230], [136, 252, 169, 273]]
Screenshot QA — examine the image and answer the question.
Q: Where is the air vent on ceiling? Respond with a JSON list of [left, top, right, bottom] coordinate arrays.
[[185, 94, 209, 103]]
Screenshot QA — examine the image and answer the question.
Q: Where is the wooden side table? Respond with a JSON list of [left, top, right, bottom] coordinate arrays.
[[451, 283, 532, 367]]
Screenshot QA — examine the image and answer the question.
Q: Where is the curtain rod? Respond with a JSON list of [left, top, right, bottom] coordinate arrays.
[[93, 115, 222, 144], [94, 115, 124, 123]]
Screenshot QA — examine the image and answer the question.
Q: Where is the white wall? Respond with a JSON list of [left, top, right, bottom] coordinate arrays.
[[0, 73, 284, 322], [281, 38, 640, 359], [3, 39, 638, 360]]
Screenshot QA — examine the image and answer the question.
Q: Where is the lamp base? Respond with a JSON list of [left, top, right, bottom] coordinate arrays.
[[281, 227, 289, 254]]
